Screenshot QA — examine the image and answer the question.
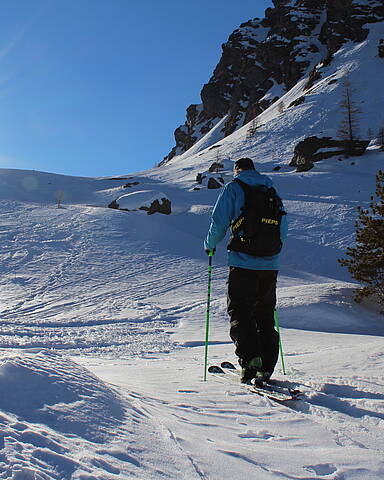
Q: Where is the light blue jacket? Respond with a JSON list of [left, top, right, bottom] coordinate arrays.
[[204, 169, 288, 270]]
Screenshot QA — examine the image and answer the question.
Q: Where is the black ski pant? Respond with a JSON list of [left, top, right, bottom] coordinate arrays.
[[227, 267, 279, 373]]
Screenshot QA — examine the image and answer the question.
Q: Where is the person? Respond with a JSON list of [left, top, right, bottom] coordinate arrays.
[[204, 157, 288, 384]]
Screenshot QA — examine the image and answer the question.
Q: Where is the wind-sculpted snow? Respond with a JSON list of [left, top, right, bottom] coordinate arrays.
[[0, 351, 204, 479], [1, 21, 384, 479], [0, 350, 125, 443]]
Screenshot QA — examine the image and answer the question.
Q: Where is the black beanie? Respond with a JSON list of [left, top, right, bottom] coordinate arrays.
[[234, 157, 255, 170]]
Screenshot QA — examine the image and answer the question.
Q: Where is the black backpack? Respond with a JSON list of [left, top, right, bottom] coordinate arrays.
[[227, 178, 286, 257]]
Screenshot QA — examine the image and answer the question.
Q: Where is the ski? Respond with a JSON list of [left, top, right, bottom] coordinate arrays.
[[220, 361, 302, 397], [208, 363, 302, 404]]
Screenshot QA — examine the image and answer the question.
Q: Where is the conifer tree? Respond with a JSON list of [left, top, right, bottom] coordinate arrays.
[[338, 79, 361, 154], [339, 170, 384, 312]]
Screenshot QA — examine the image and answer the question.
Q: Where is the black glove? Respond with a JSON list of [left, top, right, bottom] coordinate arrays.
[[204, 248, 216, 255]]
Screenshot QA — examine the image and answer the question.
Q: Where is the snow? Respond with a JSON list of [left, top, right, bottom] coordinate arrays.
[[258, 78, 285, 105], [0, 350, 195, 479], [0, 21, 384, 480], [233, 21, 269, 44], [114, 190, 170, 211]]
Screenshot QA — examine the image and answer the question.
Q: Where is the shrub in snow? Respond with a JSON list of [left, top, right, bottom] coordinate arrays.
[[55, 190, 65, 208], [277, 101, 285, 114], [339, 170, 384, 313], [246, 117, 259, 137]]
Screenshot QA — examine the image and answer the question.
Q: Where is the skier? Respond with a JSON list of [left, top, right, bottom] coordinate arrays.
[[204, 157, 288, 384]]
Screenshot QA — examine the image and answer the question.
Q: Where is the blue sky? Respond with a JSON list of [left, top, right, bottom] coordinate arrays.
[[0, 0, 273, 177]]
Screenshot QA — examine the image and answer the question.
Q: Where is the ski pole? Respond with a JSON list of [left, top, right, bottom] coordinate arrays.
[[274, 309, 286, 375], [203, 251, 214, 381]]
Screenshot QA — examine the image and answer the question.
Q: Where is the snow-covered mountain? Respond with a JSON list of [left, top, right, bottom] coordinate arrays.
[[1, 6, 384, 480], [163, 0, 384, 163]]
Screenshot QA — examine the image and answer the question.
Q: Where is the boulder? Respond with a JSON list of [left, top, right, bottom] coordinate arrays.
[[196, 173, 206, 184], [123, 181, 140, 188], [290, 136, 369, 171], [288, 96, 305, 108], [290, 136, 345, 169], [139, 198, 171, 215], [344, 139, 370, 156], [207, 178, 223, 189], [208, 162, 224, 173], [108, 190, 171, 215], [108, 200, 119, 210]]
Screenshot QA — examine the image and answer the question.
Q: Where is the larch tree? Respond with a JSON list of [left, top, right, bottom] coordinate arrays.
[[338, 79, 361, 154]]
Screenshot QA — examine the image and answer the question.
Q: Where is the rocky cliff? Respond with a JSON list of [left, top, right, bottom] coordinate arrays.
[[162, 0, 384, 164]]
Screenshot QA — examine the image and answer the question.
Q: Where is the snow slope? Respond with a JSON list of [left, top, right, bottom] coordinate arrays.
[[158, 23, 384, 176], [1, 24, 384, 480]]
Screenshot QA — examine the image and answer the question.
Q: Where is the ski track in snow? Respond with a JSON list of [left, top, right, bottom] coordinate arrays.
[[81, 349, 384, 480], [1, 166, 384, 479], [0, 202, 213, 356], [1, 22, 384, 479]]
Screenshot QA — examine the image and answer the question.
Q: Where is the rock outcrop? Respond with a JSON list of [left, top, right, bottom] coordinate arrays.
[[290, 136, 370, 172], [139, 198, 171, 215], [162, 0, 384, 164], [108, 191, 171, 215]]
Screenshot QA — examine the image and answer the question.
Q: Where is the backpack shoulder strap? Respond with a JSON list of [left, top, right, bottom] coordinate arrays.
[[233, 178, 250, 191], [233, 178, 253, 205], [233, 178, 269, 202], [234, 178, 268, 191]]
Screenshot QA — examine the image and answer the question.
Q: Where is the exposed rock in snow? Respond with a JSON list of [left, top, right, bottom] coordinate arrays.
[[290, 136, 370, 171], [207, 177, 224, 189], [109, 190, 171, 215]]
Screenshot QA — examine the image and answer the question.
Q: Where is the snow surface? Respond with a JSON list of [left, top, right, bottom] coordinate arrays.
[[1, 23, 384, 480], [114, 190, 170, 212]]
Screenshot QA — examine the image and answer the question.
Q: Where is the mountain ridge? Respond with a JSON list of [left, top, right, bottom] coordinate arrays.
[[162, 0, 384, 164]]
